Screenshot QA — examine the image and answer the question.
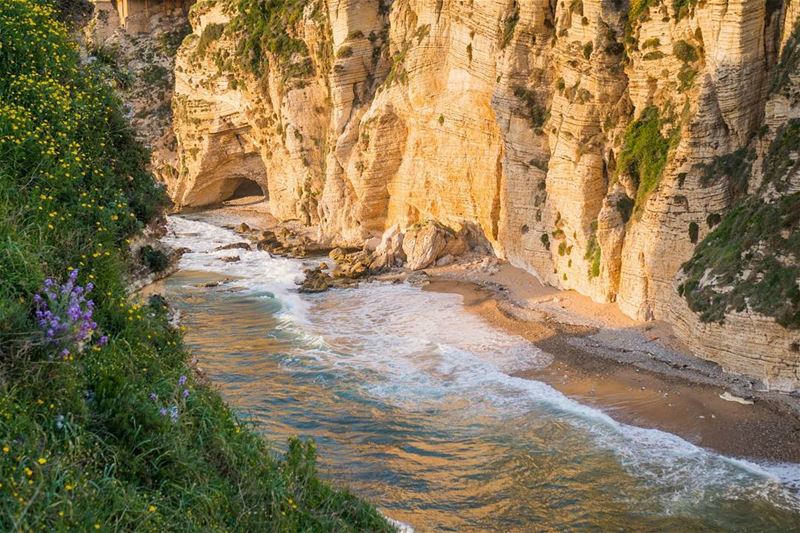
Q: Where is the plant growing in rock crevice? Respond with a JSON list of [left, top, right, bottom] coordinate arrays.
[[616, 107, 677, 213], [501, 0, 520, 49]]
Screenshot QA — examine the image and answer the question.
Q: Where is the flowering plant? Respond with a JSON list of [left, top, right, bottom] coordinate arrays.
[[150, 374, 191, 423], [33, 269, 106, 359]]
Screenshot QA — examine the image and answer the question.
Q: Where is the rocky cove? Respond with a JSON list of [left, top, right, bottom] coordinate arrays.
[[154, 206, 800, 530], [62, 0, 800, 529], [87, 0, 800, 393]]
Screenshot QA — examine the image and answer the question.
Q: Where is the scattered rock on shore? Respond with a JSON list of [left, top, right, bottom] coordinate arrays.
[[216, 242, 252, 251], [330, 248, 373, 279], [298, 267, 331, 293]]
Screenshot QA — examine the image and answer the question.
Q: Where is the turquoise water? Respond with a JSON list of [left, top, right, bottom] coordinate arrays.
[[162, 216, 800, 532]]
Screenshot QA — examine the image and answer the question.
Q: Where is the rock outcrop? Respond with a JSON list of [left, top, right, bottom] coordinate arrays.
[[165, 0, 800, 390], [85, 0, 193, 183]]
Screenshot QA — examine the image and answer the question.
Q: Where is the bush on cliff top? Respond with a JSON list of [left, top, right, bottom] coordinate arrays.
[[0, 1, 391, 530], [229, 0, 311, 77]]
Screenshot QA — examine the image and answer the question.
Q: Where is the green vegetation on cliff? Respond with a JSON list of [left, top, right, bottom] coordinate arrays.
[[679, 25, 800, 330], [0, 1, 391, 530], [678, 194, 800, 328], [229, 0, 312, 77], [616, 107, 676, 212]]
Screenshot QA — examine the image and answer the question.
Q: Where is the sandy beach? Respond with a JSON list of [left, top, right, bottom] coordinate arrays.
[[421, 263, 800, 464]]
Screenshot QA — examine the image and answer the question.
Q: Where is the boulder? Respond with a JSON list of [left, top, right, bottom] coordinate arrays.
[[370, 225, 406, 271], [298, 267, 331, 293], [235, 222, 251, 234], [406, 271, 431, 286], [435, 254, 454, 267], [402, 221, 456, 270], [329, 248, 373, 279]]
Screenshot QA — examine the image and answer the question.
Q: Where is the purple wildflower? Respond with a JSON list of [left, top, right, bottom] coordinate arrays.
[[182, 389, 190, 399], [97, 335, 109, 347], [159, 407, 168, 417], [178, 375, 187, 386], [169, 405, 179, 423], [149, 392, 158, 402], [33, 269, 102, 359]]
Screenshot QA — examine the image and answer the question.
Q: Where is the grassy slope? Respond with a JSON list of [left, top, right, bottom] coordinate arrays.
[[0, 1, 391, 530]]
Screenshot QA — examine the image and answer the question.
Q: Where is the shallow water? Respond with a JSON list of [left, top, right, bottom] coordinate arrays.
[[162, 215, 800, 532]]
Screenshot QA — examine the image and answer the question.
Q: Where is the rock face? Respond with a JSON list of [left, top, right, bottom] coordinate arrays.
[[85, 0, 192, 183], [166, 0, 800, 390]]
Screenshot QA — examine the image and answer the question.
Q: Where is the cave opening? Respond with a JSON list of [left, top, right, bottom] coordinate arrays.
[[229, 178, 266, 201], [217, 177, 268, 205]]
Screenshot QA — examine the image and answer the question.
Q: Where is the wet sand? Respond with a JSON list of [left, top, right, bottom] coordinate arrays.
[[424, 276, 800, 464]]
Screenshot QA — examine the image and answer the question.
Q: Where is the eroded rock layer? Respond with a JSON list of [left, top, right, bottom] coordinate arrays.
[[167, 0, 800, 390]]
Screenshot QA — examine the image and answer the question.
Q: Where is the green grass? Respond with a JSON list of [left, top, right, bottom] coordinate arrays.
[[762, 118, 800, 192], [195, 22, 225, 58], [585, 222, 601, 279], [771, 20, 800, 102], [0, 1, 393, 530]]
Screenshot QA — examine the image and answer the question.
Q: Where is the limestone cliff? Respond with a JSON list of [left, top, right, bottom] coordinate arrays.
[[85, 0, 192, 183], [166, 0, 800, 390]]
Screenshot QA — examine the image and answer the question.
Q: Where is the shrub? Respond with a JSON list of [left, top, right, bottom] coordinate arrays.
[[629, 0, 656, 22], [585, 223, 602, 279], [642, 37, 660, 49], [688, 221, 699, 244], [771, 21, 800, 102], [700, 147, 753, 198], [336, 45, 353, 58], [139, 245, 169, 272], [673, 40, 698, 63], [673, 0, 698, 21], [229, 0, 310, 75], [195, 22, 225, 57], [643, 51, 666, 61], [512, 85, 548, 129], [616, 195, 635, 223], [762, 119, 800, 192], [678, 66, 698, 92], [501, 0, 520, 49]]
